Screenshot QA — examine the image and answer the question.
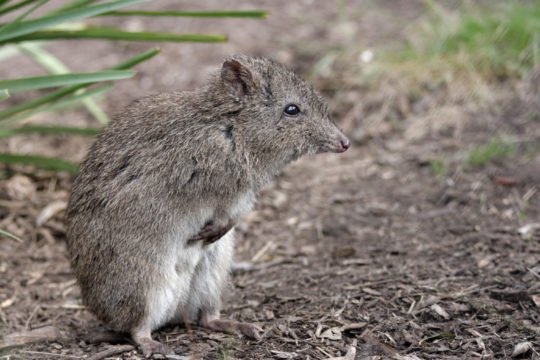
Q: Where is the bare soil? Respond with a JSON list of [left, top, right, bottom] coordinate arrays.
[[0, 1, 539, 359]]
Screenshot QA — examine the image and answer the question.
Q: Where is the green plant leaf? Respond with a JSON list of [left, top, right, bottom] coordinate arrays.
[[75, 89, 110, 124], [11, 28, 227, 42], [0, 125, 101, 137], [0, 89, 9, 101], [0, 44, 21, 61], [0, 48, 158, 121], [0, 0, 148, 43], [101, 10, 269, 18], [17, 42, 111, 124], [0, 153, 78, 173], [110, 47, 160, 69], [465, 138, 516, 167], [0, 70, 134, 93], [47, 0, 103, 15], [0, 0, 40, 16], [0, 41, 53, 61], [0, 228, 23, 242], [1, 84, 111, 127], [16, 42, 71, 73], [0, 0, 47, 38], [399, 1, 540, 80]]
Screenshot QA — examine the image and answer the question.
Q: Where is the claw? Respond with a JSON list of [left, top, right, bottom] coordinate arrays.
[[138, 338, 173, 358], [189, 219, 236, 245], [132, 327, 174, 358]]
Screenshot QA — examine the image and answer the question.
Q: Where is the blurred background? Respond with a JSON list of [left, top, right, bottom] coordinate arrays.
[[0, 0, 539, 359]]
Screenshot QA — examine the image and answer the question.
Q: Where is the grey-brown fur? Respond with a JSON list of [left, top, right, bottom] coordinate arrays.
[[65, 55, 349, 356]]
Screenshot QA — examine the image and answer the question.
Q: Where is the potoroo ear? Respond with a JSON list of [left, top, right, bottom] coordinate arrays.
[[221, 59, 257, 99]]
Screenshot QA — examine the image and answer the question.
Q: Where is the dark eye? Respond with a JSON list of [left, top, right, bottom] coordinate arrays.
[[284, 104, 300, 116]]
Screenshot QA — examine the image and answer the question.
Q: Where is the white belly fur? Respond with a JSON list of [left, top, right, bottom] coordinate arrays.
[[145, 191, 255, 331]]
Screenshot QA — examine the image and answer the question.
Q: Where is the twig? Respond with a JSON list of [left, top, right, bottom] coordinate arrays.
[[87, 345, 135, 360], [408, 208, 456, 221], [176, 305, 200, 360], [19, 351, 79, 358], [0, 326, 59, 350], [0, 200, 25, 209], [251, 240, 275, 262], [25, 305, 41, 330], [85, 330, 127, 345], [463, 297, 540, 336], [324, 339, 357, 360], [527, 267, 540, 281], [315, 345, 333, 358]]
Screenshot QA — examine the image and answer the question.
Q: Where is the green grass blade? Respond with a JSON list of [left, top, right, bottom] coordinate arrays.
[[101, 10, 269, 18], [0, 44, 21, 61], [0, 70, 134, 93], [0, 0, 39, 16], [17, 42, 70, 73], [465, 138, 516, 167], [0, 0, 148, 43], [0, 125, 101, 137], [17, 42, 111, 124], [48, 0, 103, 15], [401, 2, 540, 80], [11, 28, 227, 42], [77, 92, 110, 124], [0, 0, 47, 38], [2, 84, 111, 127], [109, 47, 159, 69], [0, 48, 158, 121], [0, 153, 78, 173], [0, 228, 23, 242], [0, 86, 75, 120], [0, 89, 9, 101], [0, 0, 13, 8], [0, 41, 52, 61]]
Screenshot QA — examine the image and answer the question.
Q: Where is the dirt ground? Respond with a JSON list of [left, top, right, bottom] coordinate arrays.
[[1, 1, 539, 359]]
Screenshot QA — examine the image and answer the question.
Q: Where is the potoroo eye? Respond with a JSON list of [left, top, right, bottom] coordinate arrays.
[[284, 104, 300, 116]]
